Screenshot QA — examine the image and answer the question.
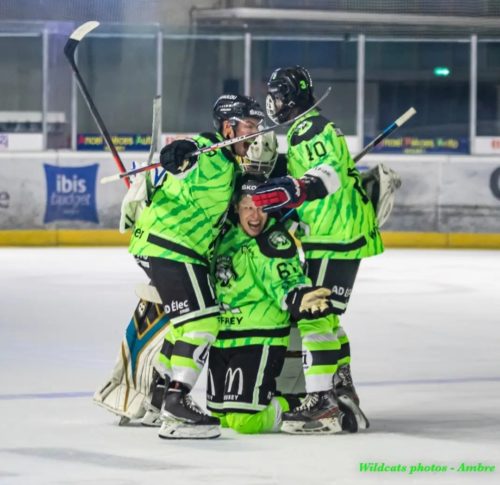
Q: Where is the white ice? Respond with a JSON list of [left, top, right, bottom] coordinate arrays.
[[0, 247, 499, 485]]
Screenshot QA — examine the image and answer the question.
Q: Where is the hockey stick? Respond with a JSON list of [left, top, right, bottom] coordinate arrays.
[[353, 107, 416, 162], [279, 106, 416, 222], [142, 95, 164, 190], [100, 86, 333, 184], [64, 21, 130, 188], [147, 95, 162, 165]]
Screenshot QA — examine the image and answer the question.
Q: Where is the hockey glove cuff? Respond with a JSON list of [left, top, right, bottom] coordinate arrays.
[[252, 176, 307, 213], [160, 139, 198, 175], [285, 286, 333, 320]]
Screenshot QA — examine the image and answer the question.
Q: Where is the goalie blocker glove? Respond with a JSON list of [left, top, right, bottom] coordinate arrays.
[[160, 139, 198, 175], [285, 286, 333, 321], [252, 164, 340, 213]]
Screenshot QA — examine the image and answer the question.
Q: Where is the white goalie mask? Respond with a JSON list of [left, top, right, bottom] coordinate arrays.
[[239, 131, 278, 177]]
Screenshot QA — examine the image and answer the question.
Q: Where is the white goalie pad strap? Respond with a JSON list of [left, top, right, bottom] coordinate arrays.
[[304, 164, 340, 196], [135, 283, 162, 304], [93, 322, 168, 420]]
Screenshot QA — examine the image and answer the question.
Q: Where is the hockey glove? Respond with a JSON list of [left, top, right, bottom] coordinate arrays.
[[252, 176, 307, 213], [285, 286, 333, 321], [160, 139, 198, 175]]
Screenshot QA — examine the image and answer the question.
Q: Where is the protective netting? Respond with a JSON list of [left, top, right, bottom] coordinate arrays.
[[0, 0, 498, 141], [236, 0, 500, 18], [207, 1, 500, 37], [2, 0, 500, 23]]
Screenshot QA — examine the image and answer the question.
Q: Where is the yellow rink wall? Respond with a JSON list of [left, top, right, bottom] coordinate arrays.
[[1, 230, 500, 249]]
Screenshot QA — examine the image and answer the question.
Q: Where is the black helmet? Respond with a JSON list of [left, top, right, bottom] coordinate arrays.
[[213, 94, 265, 133], [236, 173, 267, 198], [266, 65, 314, 124]]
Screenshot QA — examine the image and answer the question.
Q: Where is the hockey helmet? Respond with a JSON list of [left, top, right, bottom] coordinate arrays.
[[213, 94, 265, 133], [239, 131, 278, 177], [266, 65, 314, 124]]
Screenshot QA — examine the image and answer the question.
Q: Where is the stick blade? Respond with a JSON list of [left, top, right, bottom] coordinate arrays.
[[70, 21, 100, 41], [64, 21, 100, 61]]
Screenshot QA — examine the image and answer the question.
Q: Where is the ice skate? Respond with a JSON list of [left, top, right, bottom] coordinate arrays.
[[334, 365, 369, 431], [334, 364, 360, 404], [280, 389, 342, 434], [338, 393, 370, 432], [158, 381, 220, 439], [141, 373, 168, 428]]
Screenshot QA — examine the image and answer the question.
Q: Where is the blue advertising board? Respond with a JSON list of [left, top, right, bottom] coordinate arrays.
[[44, 164, 99, 223]]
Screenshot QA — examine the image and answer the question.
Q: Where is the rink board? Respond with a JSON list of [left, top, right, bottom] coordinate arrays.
[[0, 151, 499, 247], [1, 229, 500, 248]]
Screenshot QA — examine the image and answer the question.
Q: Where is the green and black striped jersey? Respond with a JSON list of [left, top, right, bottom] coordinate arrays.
[[287, 109, 384, 260], [213, 222, 310, 348], [129, 132, 237, 265]]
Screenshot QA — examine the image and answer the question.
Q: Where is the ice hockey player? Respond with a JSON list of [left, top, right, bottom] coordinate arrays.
[[252, 65, 380, 431], [128, 93, 265, 439], [93, 130, 282, 430], [208, 175, 344, 434]]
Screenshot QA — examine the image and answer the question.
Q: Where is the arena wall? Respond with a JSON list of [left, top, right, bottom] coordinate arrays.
[[1, 151, 499, 248]]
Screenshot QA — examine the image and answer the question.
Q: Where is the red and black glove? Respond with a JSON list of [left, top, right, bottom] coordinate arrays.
[[252, 176, 307, 213]]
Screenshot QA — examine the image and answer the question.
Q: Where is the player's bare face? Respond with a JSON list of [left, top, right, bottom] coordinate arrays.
[[238, 195, 268, 237], [232, 118, 262, 156]]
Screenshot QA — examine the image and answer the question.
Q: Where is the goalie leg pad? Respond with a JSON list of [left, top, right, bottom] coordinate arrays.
[[93, 299, 170, 421]]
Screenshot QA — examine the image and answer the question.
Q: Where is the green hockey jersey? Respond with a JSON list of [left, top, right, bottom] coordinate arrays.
[[129, 133, 237, 265], [287, 109, 384, 260], [213, 221, 310, 348]]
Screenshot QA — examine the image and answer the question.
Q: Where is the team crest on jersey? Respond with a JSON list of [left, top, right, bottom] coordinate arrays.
[[268, 231, 292, 250], [215, 255, 237, 287], [295, 120, 313, 137]]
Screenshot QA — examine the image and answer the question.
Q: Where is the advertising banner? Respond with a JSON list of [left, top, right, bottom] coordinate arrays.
[[474, 136, 500, 155], [43, 164, 99, 224], [0, 133, 44, 151], [364, 136, 469, 155], [77, 134, 152, 151], [0, 152, 499, 232]]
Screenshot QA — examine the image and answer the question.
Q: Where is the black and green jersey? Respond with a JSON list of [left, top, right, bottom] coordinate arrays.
[[213, 222, 310, 348], [129, 133, 237, 265], [287, 109, 384, 260]]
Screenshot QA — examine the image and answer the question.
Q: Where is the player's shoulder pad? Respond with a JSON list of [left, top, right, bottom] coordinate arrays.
[[198, 132, 219, 144], [290, 115, 334, 146], [198, 131, 236, 162], [256, 223, 298, 259]]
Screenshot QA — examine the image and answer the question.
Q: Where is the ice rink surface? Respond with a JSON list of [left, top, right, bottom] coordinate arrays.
[[0, 247, 499, 484]]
